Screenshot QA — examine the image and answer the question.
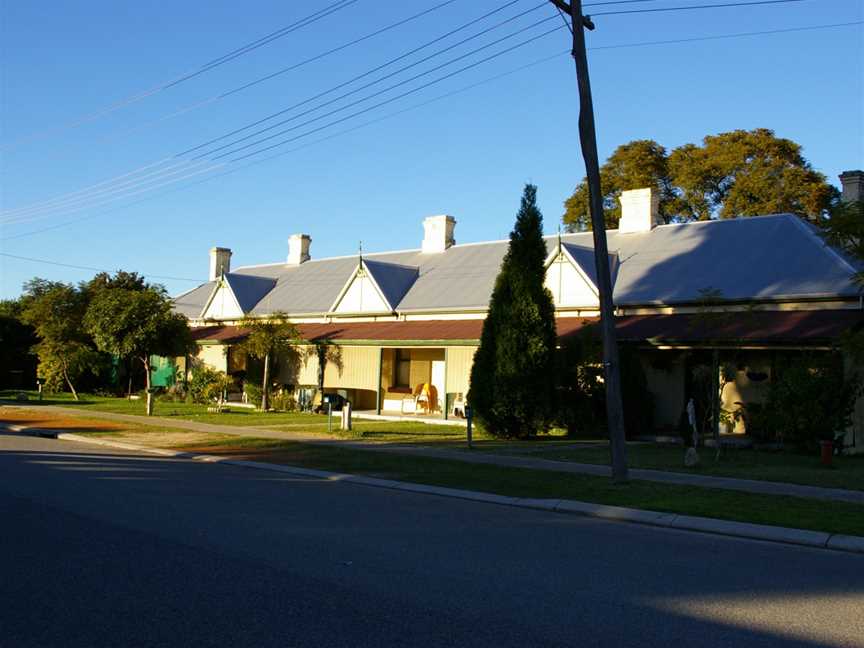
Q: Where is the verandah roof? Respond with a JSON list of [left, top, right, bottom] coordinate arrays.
[[189, 310, 863, 346]]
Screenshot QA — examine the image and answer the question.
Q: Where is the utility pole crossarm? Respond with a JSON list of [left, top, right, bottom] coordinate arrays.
[[548, 0, 595, 30]]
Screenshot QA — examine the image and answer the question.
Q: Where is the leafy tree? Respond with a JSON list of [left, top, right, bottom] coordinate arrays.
[[85, 286, 193, 415], [564, 140, 674, 229], [86, 270, 147, 293], [820, 198, 864, 285], [563, 129, 836, 228], [19, 280, 102, 399], [669, 129, 836, 220], [0, 298, 37, 389], [468, 184, 557, 438], [235, 312, 301, 411]]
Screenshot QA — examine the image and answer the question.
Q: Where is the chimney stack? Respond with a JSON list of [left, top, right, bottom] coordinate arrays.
[[421, 214, 456, 254], [617, 188, 662, 233], [839, 170, 864, 204], [287, 234, 311, 265], [209, 247, 231, 281]]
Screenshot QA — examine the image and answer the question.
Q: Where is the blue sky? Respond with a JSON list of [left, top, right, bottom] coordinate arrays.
[[1, 0, 862, 299]]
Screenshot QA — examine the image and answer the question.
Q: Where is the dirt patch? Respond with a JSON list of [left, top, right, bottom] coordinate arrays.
[[0, 407, 127, 433], [107, 431, 237, 448]]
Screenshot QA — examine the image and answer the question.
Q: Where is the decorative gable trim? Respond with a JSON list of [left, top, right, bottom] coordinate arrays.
[[200, 276, 245, 320], [330, 260, 395, 314]]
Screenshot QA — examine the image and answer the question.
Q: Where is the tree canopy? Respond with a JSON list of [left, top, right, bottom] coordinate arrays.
[[468, 184, 557, 438], [236, 312, 301, 411], [19, 279, 103, 399], [563, 129, 837, 229], [85, 285, 192, 414]]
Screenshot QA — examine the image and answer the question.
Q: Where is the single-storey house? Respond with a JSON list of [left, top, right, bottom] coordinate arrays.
[[172, 171, 864, 451]]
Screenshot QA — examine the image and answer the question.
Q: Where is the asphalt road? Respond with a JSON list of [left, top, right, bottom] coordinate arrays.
[[1, 431, 862, 648]]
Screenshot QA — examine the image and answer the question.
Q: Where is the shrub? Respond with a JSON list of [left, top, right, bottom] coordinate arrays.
[[189, 366, 232, 404], [243, 381, 263, 406], [270, 389, 296, 412], [760, 355, 860, 453]]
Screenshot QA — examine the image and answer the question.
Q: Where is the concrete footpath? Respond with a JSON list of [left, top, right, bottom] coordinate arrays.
[[4, 404, 864, 505], [5, 422, 864, 556]]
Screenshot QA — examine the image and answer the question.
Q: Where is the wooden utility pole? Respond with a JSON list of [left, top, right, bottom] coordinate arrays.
[[549, 0, 628, 482]]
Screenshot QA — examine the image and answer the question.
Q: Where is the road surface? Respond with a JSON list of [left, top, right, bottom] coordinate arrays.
[[1, 431, 862, 647]]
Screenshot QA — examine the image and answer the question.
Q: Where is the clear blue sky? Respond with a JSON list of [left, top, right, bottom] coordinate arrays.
[[1, 0, 862, 299]]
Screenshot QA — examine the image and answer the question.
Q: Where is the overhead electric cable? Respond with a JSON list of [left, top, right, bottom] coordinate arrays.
[[0, 252, 206, 282], [2, 14, 850, 229], [591, 0, 806, 17], [3, 19, 857, 241], [1, 2, 362, 150]]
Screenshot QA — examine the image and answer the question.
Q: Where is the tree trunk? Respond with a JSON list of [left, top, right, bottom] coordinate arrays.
[[261, 352, 271, 411], [143, 356, 154, 416], [567, 0, 628, 482], [317, 344, 327, 406], [61, 359, 79, 401]]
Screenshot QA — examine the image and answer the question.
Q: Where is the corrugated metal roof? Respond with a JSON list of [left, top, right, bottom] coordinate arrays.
[[224, 273, 277, 313], [362, 259, 418, 310], [174, 214, 859, 317]]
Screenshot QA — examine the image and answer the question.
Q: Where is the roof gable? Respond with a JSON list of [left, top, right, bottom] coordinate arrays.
[[330, 259, 417, 314], [199, 273, 276, 319]]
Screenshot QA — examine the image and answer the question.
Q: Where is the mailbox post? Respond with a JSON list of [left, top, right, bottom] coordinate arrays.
[[465, 404, 473, 450]]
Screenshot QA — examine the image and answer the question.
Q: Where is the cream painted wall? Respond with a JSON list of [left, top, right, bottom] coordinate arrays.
[[324, 346, 379, 390], [197, 344, 228, 373], [446, 346, 477, 396], [720, 355, 772, 434]]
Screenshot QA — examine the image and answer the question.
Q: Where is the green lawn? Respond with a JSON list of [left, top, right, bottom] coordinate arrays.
[[172, 437, 864, 537], [518, 443, 864, 492], [1, 391, 324, 426]]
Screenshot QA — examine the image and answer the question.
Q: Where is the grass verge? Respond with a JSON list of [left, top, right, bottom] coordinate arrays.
[[168, 437, 864, 537], [518, 444, 864, 492]]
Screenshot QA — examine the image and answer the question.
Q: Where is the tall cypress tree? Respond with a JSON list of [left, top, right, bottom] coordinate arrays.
[[468, 184, 557, 438]]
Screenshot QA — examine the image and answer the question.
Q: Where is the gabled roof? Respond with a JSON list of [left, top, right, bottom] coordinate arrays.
[[174, 214, 861, 318], [196, 273, 277, 319], [223, 273, 277, 313], [361, 259, 419, 309]]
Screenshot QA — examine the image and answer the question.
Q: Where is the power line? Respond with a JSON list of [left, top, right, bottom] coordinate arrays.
[[592, 0, 806, 17], [2, 19, 858, 243], [3, 1, 541, 221], [200, 15, 561, 161], [1, 1, 362, 150], [3, 0, 657, 219], [3, 13, 852, 229], [176, 0, 535, 157], [0, 252, 206, 283]]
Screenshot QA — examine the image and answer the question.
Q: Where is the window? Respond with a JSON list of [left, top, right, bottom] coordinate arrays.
[[394, 349, 411, 388]]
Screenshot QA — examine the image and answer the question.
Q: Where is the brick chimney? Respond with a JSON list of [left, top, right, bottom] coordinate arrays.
[[208, 247, 231, 281], [421, 215, 456, 253], [287, 234, 311, 265], [839, 170, 864, 204], [617, 188, 662, 233]]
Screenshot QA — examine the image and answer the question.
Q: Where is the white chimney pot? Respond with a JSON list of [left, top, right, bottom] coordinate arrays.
[[209, 247, 231, 281], [421, 214, 456, 254], [287, 234, 311, 265], [617, 188, 662, 233]]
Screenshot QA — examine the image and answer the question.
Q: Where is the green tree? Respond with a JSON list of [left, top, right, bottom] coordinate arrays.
[[0, 298, 37, 389], [564, 140, 673, 229], [19, 279, 102, 399], [235, 312, 301, 411], [84, 286, 193, 415], [563, 129, 836, 228], [468, 184, 557, 438]]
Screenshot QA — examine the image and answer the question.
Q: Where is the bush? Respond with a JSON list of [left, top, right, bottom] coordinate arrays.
[[760, 355, 860, 453], [270, 389, 296, 412], [189, 366, 232, 404], [243, 381, 262, 406]]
